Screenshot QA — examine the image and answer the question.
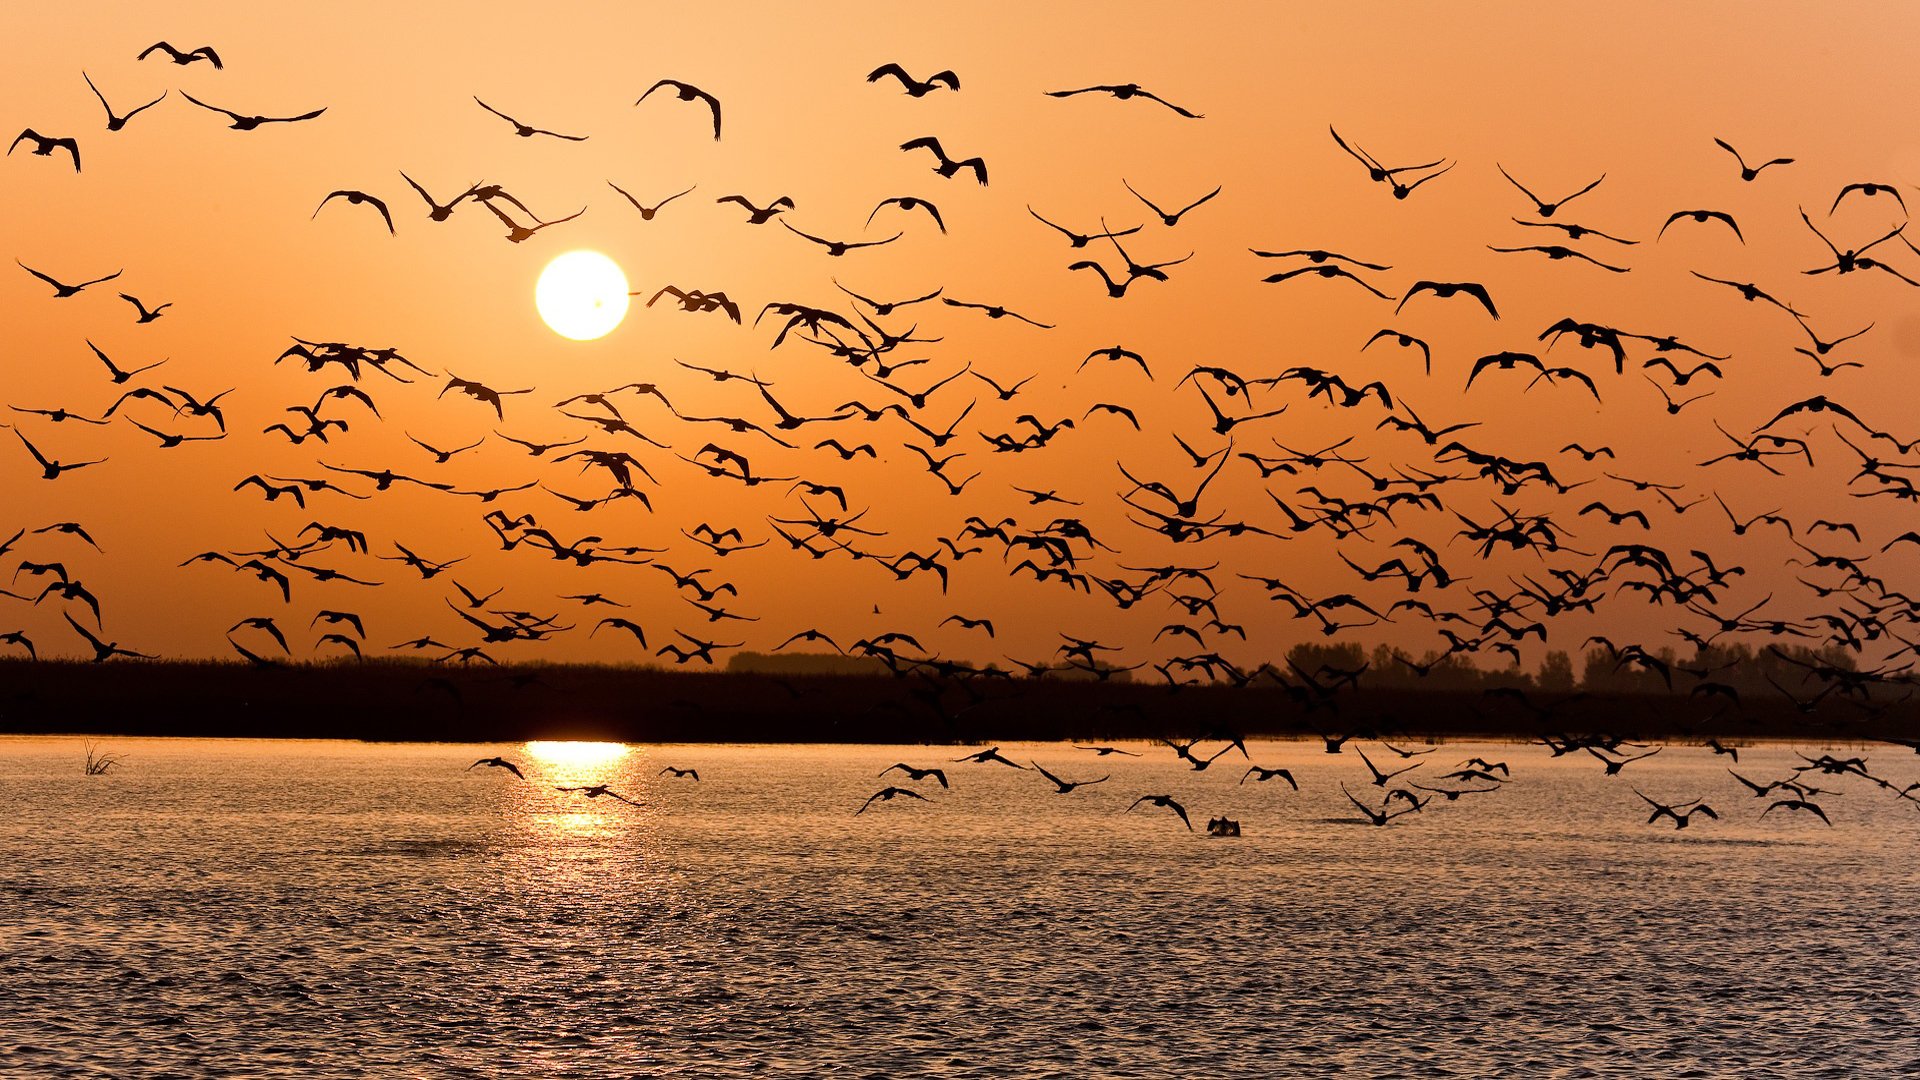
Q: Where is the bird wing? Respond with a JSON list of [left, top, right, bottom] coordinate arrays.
[[16, 431, 51, 468], [179, 91, 236, 119], [1136, 88, 1203, 118], [16, 261, 62, 288], [1497, 163, 1541, 205]]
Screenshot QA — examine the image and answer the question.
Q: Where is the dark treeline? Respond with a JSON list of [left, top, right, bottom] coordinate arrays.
[[0, 654, 1911, 746], [1288, 640, 1869, 700]]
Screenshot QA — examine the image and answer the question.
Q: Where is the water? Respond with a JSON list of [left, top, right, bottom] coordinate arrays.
[[2, 735, 1917, 1077]]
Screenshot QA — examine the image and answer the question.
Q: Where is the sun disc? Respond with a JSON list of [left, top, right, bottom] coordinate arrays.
[[535, 250, 629, 341]]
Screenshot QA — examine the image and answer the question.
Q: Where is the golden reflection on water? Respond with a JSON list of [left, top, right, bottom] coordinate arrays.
[[512, 741, 651, 841], [523, 741, 632, 770]]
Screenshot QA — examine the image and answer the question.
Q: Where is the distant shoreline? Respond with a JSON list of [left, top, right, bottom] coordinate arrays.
[[1, 659, 1909, 746]]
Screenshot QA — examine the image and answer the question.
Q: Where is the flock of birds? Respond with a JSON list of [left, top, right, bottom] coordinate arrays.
[[9, 42, 1920, 832], [458, 730, 1920, 832]]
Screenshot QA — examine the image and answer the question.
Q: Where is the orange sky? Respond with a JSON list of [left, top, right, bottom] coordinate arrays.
[[4, 2, 1919, 673]]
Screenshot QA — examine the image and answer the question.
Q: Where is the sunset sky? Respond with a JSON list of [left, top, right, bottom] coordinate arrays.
[[5, 2, 1919, 672]]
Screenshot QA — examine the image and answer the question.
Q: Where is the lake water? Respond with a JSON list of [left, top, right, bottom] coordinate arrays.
[[2, 736, 1917, 1077]]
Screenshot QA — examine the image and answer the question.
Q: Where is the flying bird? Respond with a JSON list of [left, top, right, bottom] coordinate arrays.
[[1763, 799, 1832, 825], [636, 80, 721, 140], [953, 746, 1025, 768], [119, 293, 172, 323], [606, 181, 695, 220], [1030, 761, 1109, 793], [1658, 209, 1743, 243], [182, 93, 326, 130], [18, 260, 119, 297], [65, 613, 154, 662], [1714, 137, 1792, 181], [1123, 179, 1221, 226], [138, 41, 222, 67], [1027, 207, 1140, 248], [17, 431, 104, 480], [716, 194, 795, 224], [1046, 83, 1202, 118], [1497, 164, 1605, 218], [867, 64, 959, 96], [867, 196, 945, 233], [1398, 280, 1498, 319], [900, 137, 987, 184], [314, 190, 394, 234], [9, 129, 80, 171], [1830, 182, 1905, 216], [1126, 794, 1193, 830], [1486, 244, 1629, 273], [556, 784, 642, 806], [82, 73, 166, 132], [1242, 766, 1299, 789], [857, 786, 929, 814], [880, 763, 950, 788], [780, 220, 901, 256], [1634, 790, 1718, 829], [399, 172, 477, 222], [441, 374, 533, 419], [473, 96, 584, 140]]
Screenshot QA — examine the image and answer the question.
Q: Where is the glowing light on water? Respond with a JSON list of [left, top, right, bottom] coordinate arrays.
[[524, 741, 631, 768]]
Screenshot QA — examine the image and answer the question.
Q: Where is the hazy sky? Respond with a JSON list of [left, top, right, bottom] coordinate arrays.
[[4, 3, 1919, 671]]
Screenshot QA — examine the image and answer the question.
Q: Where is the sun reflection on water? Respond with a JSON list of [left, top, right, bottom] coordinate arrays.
[[524, 741, 631, 769], [515, 742, 649, 840]]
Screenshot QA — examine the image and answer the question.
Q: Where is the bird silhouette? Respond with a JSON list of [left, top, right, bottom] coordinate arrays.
[[857, 786, 930, 814], [82, 73, 166, 132], [1658, 209, 1743, 244], [1634, 790, 1718, 828], [880, 763, 950, 788], [1763, 799, 1831, 825], [557, 784, 642, 806], [138, 41, 222, 67], [1342, 784, 1426, 826], [1498, 164, 1605, 218], [314, 190, 394, 234], [65, 613, 153, 662], [781, 220, 901, 256], [1123, 179, 1221, 226], [1047, 83, 1202, 118], [19, 261, 120, 298], [182, 93, 326, 129], [1126, 794, 1193, 830], [607, 181, 695, 220], [1714, 137, 1792, 181], [636, 80, 722, 140], [1030, 761, 1109, 793], [953, 746, 1025, 768], [867, 64, 959, 96], [17, 431, 103, 480], [1398, 280, 1498, 319], [1242, 766, 1299, 789], [473, 96, 584, 140], [900, 137, 987, 184]]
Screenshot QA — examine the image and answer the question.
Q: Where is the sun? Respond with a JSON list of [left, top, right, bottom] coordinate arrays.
[[535, 250, 629, 340]]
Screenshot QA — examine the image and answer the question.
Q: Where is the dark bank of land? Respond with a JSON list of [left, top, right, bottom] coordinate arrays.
[[0, 658, 1913, 746]]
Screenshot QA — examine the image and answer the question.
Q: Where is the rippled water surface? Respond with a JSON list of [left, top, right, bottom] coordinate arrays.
[[3, 735, 1918, 1077]]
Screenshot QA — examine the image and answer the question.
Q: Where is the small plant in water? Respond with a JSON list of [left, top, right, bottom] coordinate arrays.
[[82, 742, 124, 776]]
